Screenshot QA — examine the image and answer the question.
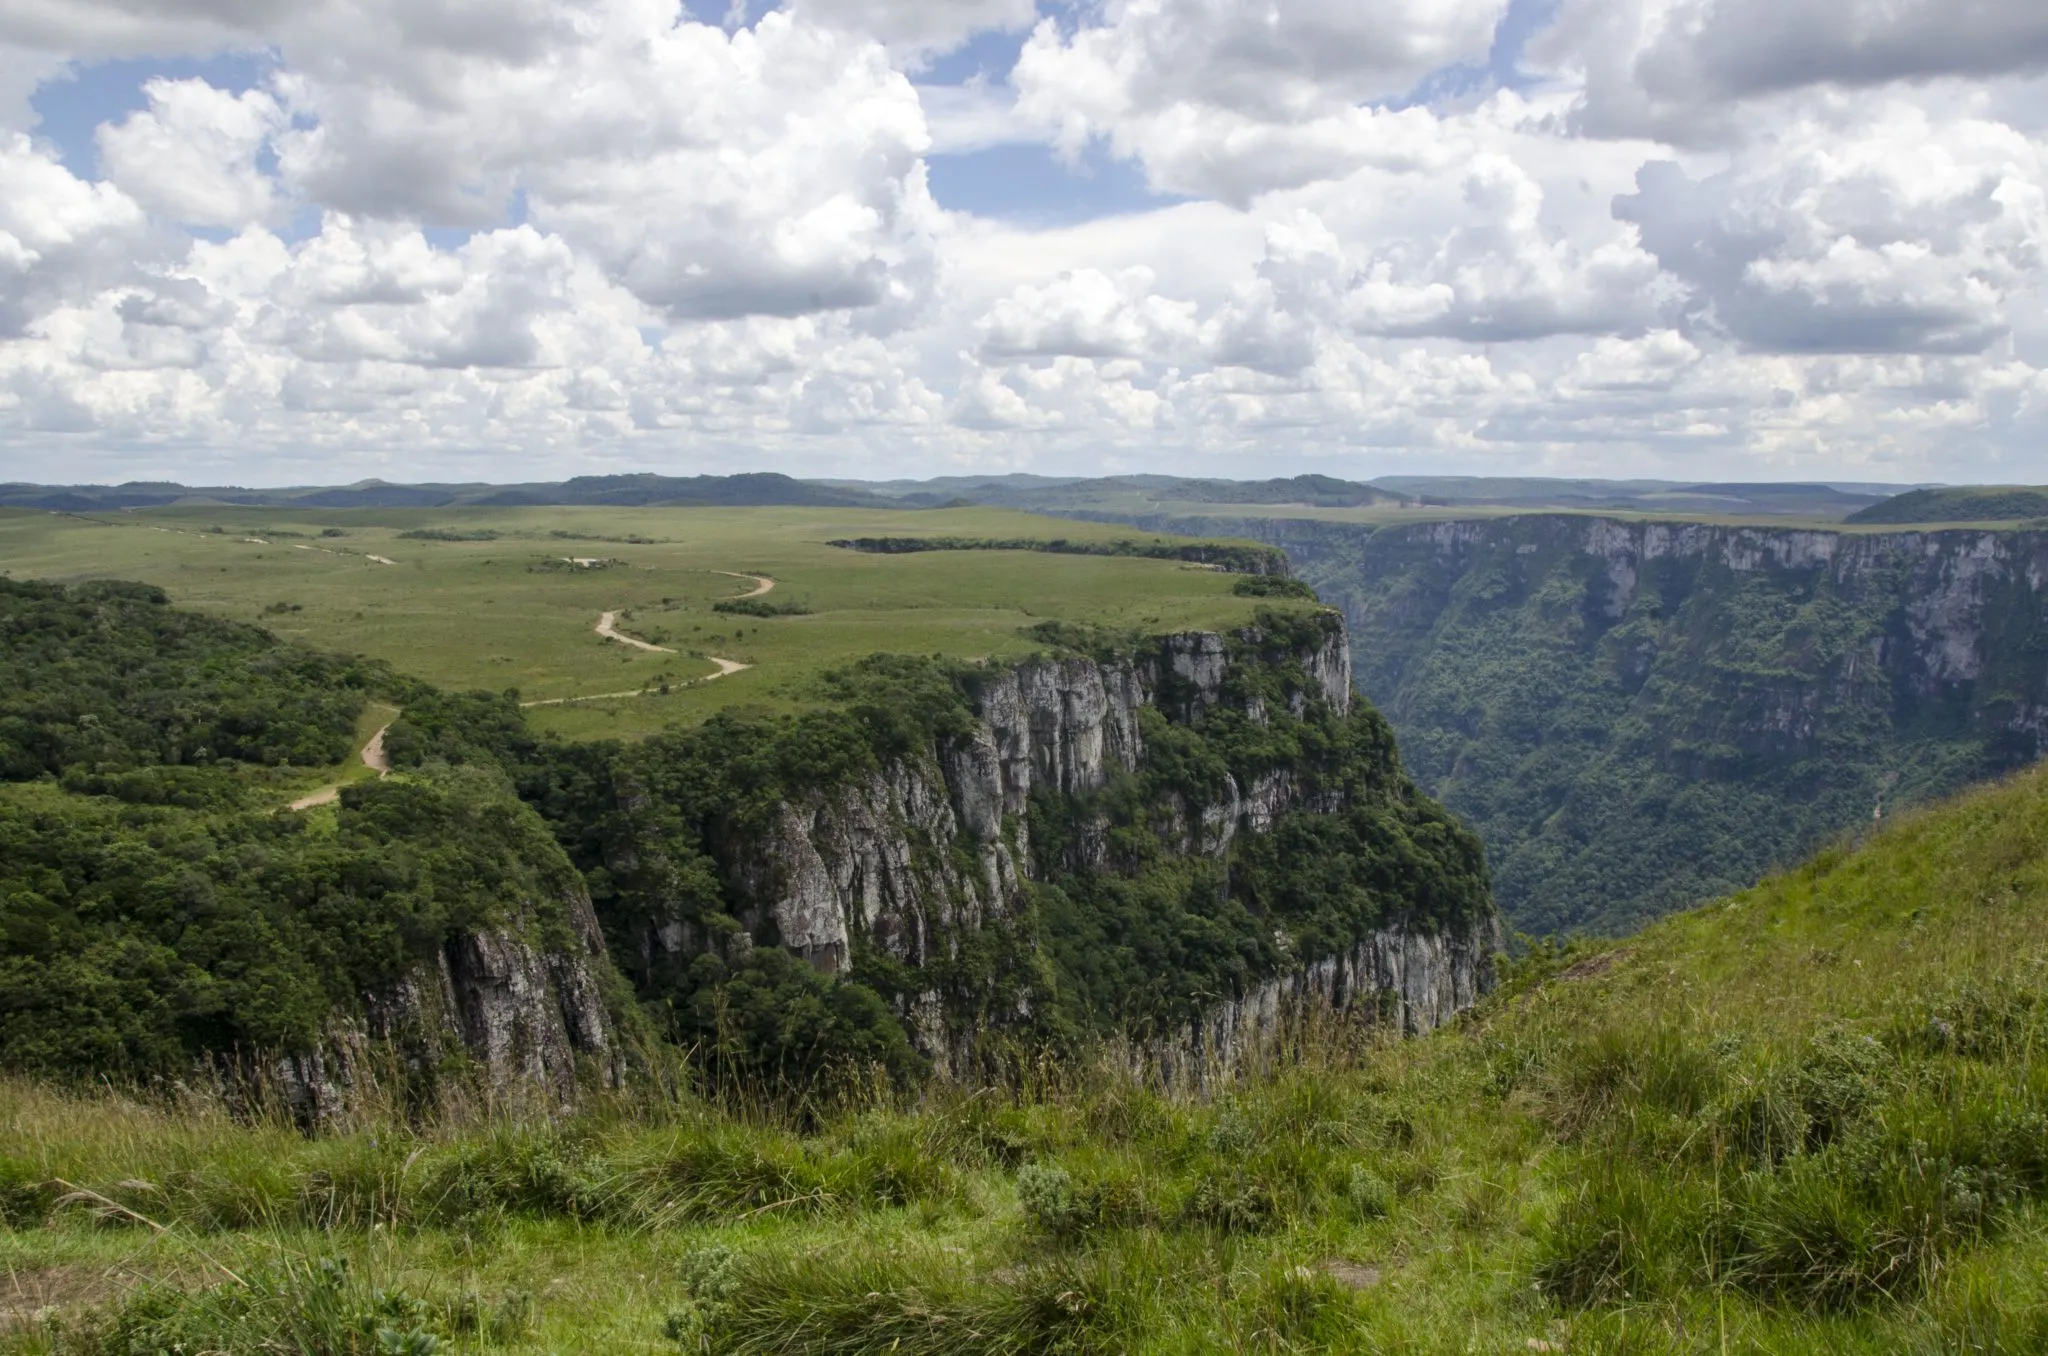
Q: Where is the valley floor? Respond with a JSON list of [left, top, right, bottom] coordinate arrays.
[[8, 763, 2048, 1354]]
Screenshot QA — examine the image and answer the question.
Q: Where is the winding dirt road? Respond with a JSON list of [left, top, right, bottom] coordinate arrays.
[[595, 610, 674, 653], [715, 571, 774, 597], [519, 655, 749, 708], [547, 583, 766, 707], [287, 718, 394, 811]]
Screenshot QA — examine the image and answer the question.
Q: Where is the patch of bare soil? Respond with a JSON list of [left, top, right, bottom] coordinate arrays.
[[286, 717, 396, 811], [1319, 1260, 1383, 1290], [1, 1263, 163, 1330], [595, 610, 674, 653], [1556, 948, 1631, 982]]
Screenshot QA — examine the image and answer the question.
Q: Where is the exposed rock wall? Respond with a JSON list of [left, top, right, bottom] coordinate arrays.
[[736, 625, 1356, 975], [708, 615, 1495, 1065], [1143, 912, 1505, 1086], [275, 881, 617, 1122]]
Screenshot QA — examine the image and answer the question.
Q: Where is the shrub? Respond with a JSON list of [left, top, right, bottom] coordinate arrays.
[[1231, 575, 1318, 600], [55, 1258, 452, 1356], [1017, 1163, 1076, 1235], [710, 597, 810, 617], [1346, 1164, 1394, 1220]]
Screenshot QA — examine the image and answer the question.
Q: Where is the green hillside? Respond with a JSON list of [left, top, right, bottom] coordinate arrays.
[[7, 738, 2048, 1352], [1846, 485, 2048, 525]]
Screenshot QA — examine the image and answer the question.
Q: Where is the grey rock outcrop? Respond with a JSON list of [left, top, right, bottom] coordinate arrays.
[[702, 612, 1496, 1068], [273, 880, 617, 1122], [738, 620, 1358, 977], [1142, 911, 1504, 1086]]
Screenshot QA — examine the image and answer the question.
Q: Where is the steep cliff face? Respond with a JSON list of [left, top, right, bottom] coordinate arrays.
[[1151, 917, 1506, 1083], [736, 627, 1349, 971], [273, 780, 622, 1122], [596, 612, 1495, 1070], [1079, 513, 2048, 935]]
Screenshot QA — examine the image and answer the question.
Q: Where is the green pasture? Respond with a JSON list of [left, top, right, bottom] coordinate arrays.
[[0, 506, 1279, 739]]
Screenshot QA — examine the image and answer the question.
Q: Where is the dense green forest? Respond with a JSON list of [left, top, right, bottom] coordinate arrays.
[[0, 579, 375, 797]]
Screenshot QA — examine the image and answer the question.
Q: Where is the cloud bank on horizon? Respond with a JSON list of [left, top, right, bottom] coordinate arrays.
[[2, 0, 2046, 485]]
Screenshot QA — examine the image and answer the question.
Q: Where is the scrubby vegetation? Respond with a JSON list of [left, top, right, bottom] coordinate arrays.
[[8, 760, 2048, 1351], [708, 596, 812, 617], [1230, 574, 1317, 600]]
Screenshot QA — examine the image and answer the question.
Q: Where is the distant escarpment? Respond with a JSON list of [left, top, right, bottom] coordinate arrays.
[[1062, 513, 2048, 935], [502, 608, 1496, 1084]]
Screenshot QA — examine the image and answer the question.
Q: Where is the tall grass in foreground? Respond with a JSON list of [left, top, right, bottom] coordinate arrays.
[[7, 763, 2048, 1353]]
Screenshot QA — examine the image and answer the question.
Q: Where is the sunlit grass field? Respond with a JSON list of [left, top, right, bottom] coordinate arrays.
[[6, 761, 2048, 1353], [0, 505, 1282, 739]]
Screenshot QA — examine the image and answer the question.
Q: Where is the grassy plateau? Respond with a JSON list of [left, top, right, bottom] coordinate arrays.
[[0, 506, 1277, 740], [6, 754, 2048, 1353]]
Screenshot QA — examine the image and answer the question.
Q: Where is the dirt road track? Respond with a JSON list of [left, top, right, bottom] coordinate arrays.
[[595, 610, 673, 653], [520, 653, 750, 708], [716, 571, 774, 597], [287, 719, 394, 811]]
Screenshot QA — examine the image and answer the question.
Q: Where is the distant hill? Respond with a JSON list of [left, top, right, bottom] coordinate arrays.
[[1846, 485, 2048, 525], [1370, 476, 1913, 519], [0, 472, 891, 512], [849, 473, 1925, 520], [5, 472, 1947, 520], [856, 473, 1408, 513]]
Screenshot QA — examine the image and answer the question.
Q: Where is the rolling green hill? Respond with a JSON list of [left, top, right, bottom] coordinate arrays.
[[0, 472, 894, 512], [1846, 485, 2048, 525], [6, 729, 2046, 1353]]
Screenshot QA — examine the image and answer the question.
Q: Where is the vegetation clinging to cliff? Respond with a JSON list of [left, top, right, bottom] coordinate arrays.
[[0, 765, 591, 1082], [1025, 612, 1488, 1037]]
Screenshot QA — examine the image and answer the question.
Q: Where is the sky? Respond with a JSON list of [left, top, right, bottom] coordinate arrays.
[[2, 1, 2047, 487]]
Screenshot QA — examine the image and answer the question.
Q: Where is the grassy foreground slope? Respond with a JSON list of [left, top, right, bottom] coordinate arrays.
[[8, 763, 2048, 1352], [0, 505, 1280, 739]]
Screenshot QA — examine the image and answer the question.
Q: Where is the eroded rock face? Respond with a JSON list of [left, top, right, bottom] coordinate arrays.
[[1141, 911, 1505, 1086], [708, 612, 1493, 1068], [274, 880, 617, 1123]]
